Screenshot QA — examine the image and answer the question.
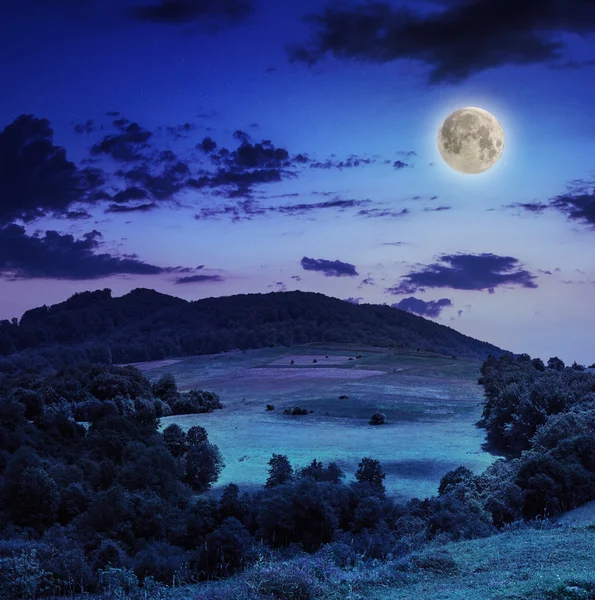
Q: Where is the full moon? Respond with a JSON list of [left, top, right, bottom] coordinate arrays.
[[438, 107, 504, 174]]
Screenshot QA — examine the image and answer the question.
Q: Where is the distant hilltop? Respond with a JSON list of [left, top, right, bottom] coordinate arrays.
[[0, 289, 508, 366]]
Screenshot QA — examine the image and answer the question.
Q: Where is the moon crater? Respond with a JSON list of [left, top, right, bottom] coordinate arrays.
[[438, 107, 504, 174]]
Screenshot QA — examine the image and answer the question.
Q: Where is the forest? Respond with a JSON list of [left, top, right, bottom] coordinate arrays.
[[1, 351, 595, 598], [0, 289, 505, 371]]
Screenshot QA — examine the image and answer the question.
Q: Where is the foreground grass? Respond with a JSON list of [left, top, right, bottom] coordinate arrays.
[[171, 523, 595, 600]]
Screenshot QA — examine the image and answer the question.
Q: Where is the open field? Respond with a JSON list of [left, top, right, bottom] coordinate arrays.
[[145, 344, 500, 501]]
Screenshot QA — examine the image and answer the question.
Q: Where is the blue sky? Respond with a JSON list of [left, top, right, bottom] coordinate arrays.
[[1, 0, 595, 363]]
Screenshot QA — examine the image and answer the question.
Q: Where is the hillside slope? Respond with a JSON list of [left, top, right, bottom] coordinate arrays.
[[191, 524, 595, 600], [0, 289, 507, 364]]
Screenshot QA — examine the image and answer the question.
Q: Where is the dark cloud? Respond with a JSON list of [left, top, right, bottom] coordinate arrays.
[[105, 202, 158, 213], [423, 205, 451, 212], [357, 208, 410, 218], [128, 0, 254, 26], [61, 210, 93, 220], [274, 197, 371, 216], [396, 150, 417, 157], [111, 187, 149, 203], [392, 297, 453, 318], [309, 155, 376, 170], [301, 256, 359, 277], [194, 196, 371, 221], [165, 123, 197, 138], [0, 224, 184, 280], [382, 241, 407, 246], [509, 184, 595, 227], [506, 201, 550, 213], [360, 276, 375, 286], [387, 253, 538, 294], [74, 119, 96, 134], [174, 274, 224, 284], [549, 59, 595, 70], [116, 161, 189, 200], [0, 114, 104, 224], [90, 120, 152, 162], [344, 297, 363, 304], [393, 160, 410, 169], [290, 275, 302, 281], [197, 137, 217, 153], [290, 0, 595, 84], [550, 190, 595, 227]]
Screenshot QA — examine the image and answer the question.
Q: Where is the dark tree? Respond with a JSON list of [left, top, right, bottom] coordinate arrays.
[[265, 454, 293, 488], [185, 442, 224, 493], [354, 458, 386, 493], [163, 423, 188, 457]]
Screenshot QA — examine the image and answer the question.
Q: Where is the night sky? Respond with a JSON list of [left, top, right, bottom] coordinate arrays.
[[1, 0, 595, 363]]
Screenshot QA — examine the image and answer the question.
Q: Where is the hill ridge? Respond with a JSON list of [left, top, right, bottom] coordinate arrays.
[[0, 289, 508, 365]]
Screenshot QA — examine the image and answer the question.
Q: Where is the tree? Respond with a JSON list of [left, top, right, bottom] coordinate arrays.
[[163, 423, 188, 457], [201, 517, 254, 578], [152, 373, 179, 405], [265, 454, 293, 488], [187, 425, 208, 446], [297, 459, 345, 483], [438, 466, 477, 496], [531, 358, 546, 371], [11, 467, 60, 528], [354, 458, 386, 493], [185, 442, 224, 493], [547, 357, 565, 371]]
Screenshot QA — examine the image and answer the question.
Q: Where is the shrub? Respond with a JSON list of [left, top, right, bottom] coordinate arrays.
[[369, 412, 386, 426], [172, 390, 222, 415]]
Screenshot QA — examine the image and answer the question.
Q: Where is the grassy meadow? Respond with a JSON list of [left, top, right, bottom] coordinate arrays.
[[136, 344, 501, 501]]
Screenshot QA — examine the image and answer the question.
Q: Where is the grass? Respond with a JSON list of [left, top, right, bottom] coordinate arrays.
[[137, 344, 499, 501], [172, 523, 595, 600]]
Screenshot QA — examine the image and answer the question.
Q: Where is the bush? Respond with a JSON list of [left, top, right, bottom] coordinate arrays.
[[172, 390, 222, 415], [369, 412, 386, 426]]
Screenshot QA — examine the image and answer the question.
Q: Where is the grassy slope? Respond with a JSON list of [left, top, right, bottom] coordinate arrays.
[[186, 524, 595, 600], [153, 345, 497, 501]]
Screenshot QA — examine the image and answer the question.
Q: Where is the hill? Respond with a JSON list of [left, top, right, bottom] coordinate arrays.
[[189, 522, 595, 600], [0, 288, 507, 366]]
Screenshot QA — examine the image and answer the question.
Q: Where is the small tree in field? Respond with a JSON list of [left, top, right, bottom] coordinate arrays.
[[265, 454, 293, 488], [369, 412, 386, 426]]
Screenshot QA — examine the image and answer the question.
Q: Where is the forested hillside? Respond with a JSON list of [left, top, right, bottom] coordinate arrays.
[[0, 289, 506, 370]]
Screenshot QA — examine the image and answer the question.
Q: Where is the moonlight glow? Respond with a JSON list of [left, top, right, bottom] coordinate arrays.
[[438, 107, 505, 174]]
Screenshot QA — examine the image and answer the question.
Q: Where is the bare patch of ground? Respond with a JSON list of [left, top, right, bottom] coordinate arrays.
[[119, 358, 183, 372], [268, 354, 360, 366], [234, 367, 385, 380]]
